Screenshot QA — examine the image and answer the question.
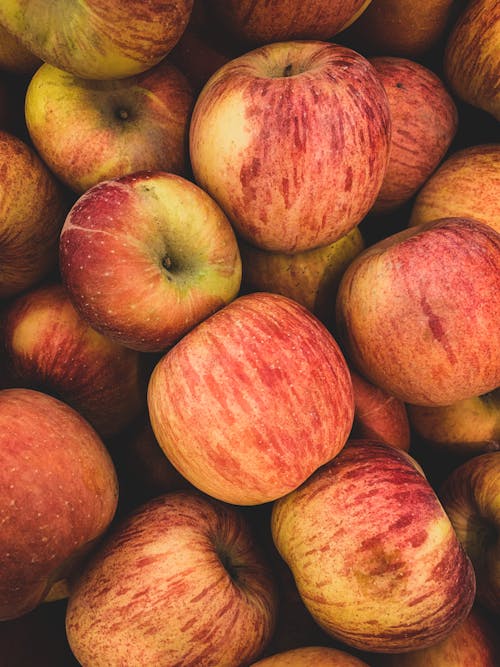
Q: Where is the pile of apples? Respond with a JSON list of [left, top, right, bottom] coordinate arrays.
[[0, 1, 499, 665]]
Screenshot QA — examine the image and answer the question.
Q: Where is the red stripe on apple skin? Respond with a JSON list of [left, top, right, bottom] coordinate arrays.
[[148, 293, 354, 505], [271, 441, 476, 652]]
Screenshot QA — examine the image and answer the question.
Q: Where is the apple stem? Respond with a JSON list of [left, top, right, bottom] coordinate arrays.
[[283, 64, 293, 77]]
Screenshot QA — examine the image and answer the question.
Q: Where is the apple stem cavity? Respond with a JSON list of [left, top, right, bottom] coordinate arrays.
[[115, 108, 130, 121]]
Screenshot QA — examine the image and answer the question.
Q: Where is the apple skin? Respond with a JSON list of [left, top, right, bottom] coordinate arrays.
[[369, 57, 458, 213], [444, 0, 500, 121], [407, 388, 500, 459], [342, 0, 458, 58], [190, 41, 391, 253], [1, 282, 146, 439], [25, 60, 194, 194], [251, 645, 370, 666], [206, 1, 372, 45], [439, 452, 500, 614], [350, 369, 410, 451], [0, 23, 41, 75], [0, 130, 68, 299], [0, 388, 118, 621], [409, 144, 500, 233], [375, 606, 500, 666], [65, 491, 278, 667], [336, 217, 500, 406], [0, 1, 194, 80], [59, 171, 242, 353], [239, 227, 364, 328], [272, 440, 476, 653], [148, 292, 354, 505]]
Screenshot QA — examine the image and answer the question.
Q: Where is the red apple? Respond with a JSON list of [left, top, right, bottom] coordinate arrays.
[[25, 60, 194, 194], [239, 227, 364, 328], [342, 0, 458, 58], [369, 56, 458, 213], [0, 1, 194, 80], [148, 292, 354, 505], [0, 130, 68, 299], [0, 388, 118, 621], [350, 369, 410, 451], [272, 440, 476, 653], [336, 218, 500, 406], [59, 171, 242, 353], [251, 646, 370, 666], [439, 452, 500, 614], [1, 282, 146, 439], [206, 1, 372, 44], [66, 491, 278, 667], [376, 606, 500, 666], [444, 0, 500, 121], [409, 144, 500, 233], [190, 41, 391, 253], [407, 389, 500, 459]]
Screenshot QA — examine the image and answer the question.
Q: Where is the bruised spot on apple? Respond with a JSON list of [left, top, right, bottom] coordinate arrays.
[[59, 171, 242, 353]]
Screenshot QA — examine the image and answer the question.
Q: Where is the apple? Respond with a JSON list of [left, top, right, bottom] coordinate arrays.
[[0, 388, 118, 621], [0, 130, 69, 300], [0, 1, 194, 80], [444, 0, 500, 121], [375, 606, 500, 666], [0, 23, 41, 75], [407, 389, 500, 459], [336, 217, 500, 406], [148, 292, 354, 505], [350, 369, 410, 451], [272, 440, 476, 653], [25, 60, 195, 194], [251, 646, 370, 666], [190, 40, 392, 253], [369, 56, 458, 213], [439, 452, 500, 614], [206, 1, 373, 45], [409, 144, 500, 233], [239, 227, 365, 328], [341, 0, 458, 58], [59, 171, 242, 353], [66, 491, 278, 667], [1, 282, 147, 439]]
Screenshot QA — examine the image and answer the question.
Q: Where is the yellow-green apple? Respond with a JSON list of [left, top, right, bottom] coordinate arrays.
[[0, 23, 41, 75], [190, 41, 391, 253], [0, 130, 68, 299], [272, 440, 476, 653], [342, 0, 458, 57], [439, 452, 500, 614], [369, 57, 458, 213], [444, 0, 500, 121], [0, 388, 118, 621], [25, 60, 194, 194], [336, 217, 500, 406], [1, 282, 146, 439], [407, 389, 500, 459], [409, 144, 500, 233], [65, 491, 278, 667], [350, 369, 410, 451], [239, 227, 364, 328], [148, 292, 354, 505], [251, 646, 370, 666], [0, 1, 194, 80], [59, 171, 242, 353], [376, 606, 500, 666], [206, 1, 373, 45]]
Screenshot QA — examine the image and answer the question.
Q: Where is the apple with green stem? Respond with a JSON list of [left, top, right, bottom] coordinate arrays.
[[59, 171, 242, 353], [0, 1, 194, 80], [66, 491, 278, 667], [190, 40, 391, 253], [25, 60, 194, 194], [0, 388, 118, 621]]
